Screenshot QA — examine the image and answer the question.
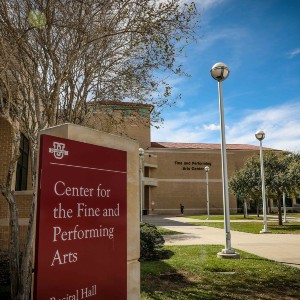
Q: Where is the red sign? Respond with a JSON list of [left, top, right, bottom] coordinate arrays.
[[34, 135, 127, 299]]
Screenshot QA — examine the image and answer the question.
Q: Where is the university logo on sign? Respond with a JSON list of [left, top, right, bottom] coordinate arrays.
[[49, 142, 69, 159]]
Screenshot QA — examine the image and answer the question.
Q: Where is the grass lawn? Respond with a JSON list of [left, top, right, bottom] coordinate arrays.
[[188, 221, 300, 234], [157, 227, 184, 235], [286, 213, 300, 218], [141, 245, 300, 300], [188, 213, 300, 221], [188, 215, 263, 221]]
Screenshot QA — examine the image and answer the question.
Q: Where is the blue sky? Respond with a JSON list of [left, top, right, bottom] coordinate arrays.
[[151, 0, 300, 152]]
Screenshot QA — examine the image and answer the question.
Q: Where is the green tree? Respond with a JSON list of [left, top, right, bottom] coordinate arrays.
[[0, 1, 198, 298], [229, 151, 300, 226], [229, 156, 261, 216], [264, 151, 300, 225]]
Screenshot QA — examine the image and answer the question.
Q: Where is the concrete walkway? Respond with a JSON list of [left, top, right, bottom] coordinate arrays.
[[143, 215, 300, 269]]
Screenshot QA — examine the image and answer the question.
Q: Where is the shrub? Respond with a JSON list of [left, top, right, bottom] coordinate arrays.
[[140, 223, 165, 261]]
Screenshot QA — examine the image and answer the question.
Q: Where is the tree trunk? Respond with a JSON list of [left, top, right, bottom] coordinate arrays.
[[0, 129, 21, 299], [7, 193, 20, 299], [277, 194, 283, 226], [17, 146, 39, 299], [17, 194, 36, 300], [0, 127, 36, 299]]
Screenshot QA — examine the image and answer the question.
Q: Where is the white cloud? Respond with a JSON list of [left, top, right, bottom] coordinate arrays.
[[225, 102, 300, 152], [152, 101, 300, 152], [287, 48, 300, 59], [195, 27, 249, 54], [151, 109, 219, 143], [203, 123, 219, 130]]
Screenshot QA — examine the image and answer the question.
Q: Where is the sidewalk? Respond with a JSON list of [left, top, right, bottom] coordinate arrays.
[[143, 215, 300, 269]]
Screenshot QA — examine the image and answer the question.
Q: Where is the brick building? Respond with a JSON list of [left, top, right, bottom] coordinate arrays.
[[1, 102, 300, 250]]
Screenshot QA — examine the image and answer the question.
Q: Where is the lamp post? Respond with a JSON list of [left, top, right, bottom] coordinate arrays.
[[139, 148, 144, 223], [205, 166, 210, 220], [255, 130, 271, 233], [283, 192, 287, 223], [210, 62, 240, 259]]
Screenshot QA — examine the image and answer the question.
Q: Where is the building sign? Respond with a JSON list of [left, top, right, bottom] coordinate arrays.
[[174, 161, 212, 171], [34, 135, 127, 299]]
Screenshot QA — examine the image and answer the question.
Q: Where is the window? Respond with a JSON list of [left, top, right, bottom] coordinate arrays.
[[144, 167, 150, 178], [285, 197, 293, 207], [139, 108, 148, 118], [122, 109, 131, 117], [15, 134, 29, 191], [273, 196, 292, 207]]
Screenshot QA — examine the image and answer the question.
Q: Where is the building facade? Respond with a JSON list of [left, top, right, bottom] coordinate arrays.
[[1, 102, 300, 250], [143, 142, 268, 215]]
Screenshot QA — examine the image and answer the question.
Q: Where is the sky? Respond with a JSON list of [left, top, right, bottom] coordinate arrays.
[[151, 0, 300, 152]]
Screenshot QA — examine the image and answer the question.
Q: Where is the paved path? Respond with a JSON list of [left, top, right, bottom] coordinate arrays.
[[143, 215, 300, 269]]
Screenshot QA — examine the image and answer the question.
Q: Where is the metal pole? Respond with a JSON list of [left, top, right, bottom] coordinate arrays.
[[244, 199, 248, 218], [283, 192, 287, 223], [139, 151, 144, 223], [206, 170, 210, 220], [211, 62, 239, 258], [218, 81, 233, 253], [259, 140, 270, 233]]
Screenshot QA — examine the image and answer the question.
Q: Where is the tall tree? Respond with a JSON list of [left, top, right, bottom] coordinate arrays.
[[0, 1, 198, 298], [229, 156, 262, 216], [264, 151, 300, 225], [229, 151, 300, 226]]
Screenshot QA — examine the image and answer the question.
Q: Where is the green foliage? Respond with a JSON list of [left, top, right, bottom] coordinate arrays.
[[230, 151, 300, 199], [229, 150, 300, 224], [140, 223, 165, 261], [27, 10, 46, 29], [229, 155, 261, 200]]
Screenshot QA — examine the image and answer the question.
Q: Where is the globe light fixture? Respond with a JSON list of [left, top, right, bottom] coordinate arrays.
[[255, 130, 265, 141], [210, 62, 240, 259], [210, 62, 230, 81]]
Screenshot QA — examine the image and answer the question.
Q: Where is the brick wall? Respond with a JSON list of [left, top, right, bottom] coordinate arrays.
[[16, 192, 32, 218], [0, 190, 32, 251], [0, 225, 9, 251], [0, 117, 13, 202], [0, 117, 13, 180], [0, 223, 29, 251], [0, 118, 12, 250]]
